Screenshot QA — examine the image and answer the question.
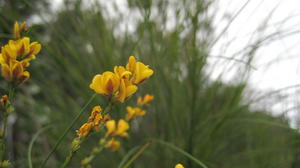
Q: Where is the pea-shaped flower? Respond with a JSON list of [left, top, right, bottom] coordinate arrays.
[[105, 138, 121, 151], [114, 66, 138, 102], [126, 106, 146, 121], [105, 119, 129, 138], [126, 56, 154, 84], [76, 122, 93, 137], [1, 60, 30, 84], [137, 94, 154, 106], [89, 71, 120, 96]]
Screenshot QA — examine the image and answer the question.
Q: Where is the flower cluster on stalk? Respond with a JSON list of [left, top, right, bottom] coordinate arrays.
[[89, 56, 154, 102], [0, 22, 41, 85], [76, 106, 110, 138]]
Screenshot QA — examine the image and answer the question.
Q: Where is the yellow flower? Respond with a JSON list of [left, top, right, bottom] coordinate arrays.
[[0, 22, 41, 84], [14, 21, 27, 40], [0, 95, 10, 107], [125, 56, 154, 84], [105, 119, 129, 138], [137, 94, 154, 106], [116, 78, 138, 103], [88, 106, 103, 126], [76, 122, 93, 137], [114, 66, 138, 102], [114, 66, 132, 79], [126, 106, 146, 121], [89, 71, 120, 96], [126, 56, 136, 74], [105, 138, 121, 151], [6, 38, 41, 67], [0, 38, 41, 68], [1, 60, 30, 84], [132, 62, 154, 84], [175, 164, 185, 168]]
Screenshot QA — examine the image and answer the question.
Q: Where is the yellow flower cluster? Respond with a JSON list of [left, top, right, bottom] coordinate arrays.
[[0, 22, 41, 85], [104, 94, 154, 151], [104, 119, 129, 151], [76, 106, 109, 137], [126, 94, 154, 121], [79, 57, 154, 164], [90, 56, 154, 102], [105, 119, 129, 138]]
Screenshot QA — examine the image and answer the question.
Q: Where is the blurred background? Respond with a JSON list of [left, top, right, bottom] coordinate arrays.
[[1, 0, 300, 167]]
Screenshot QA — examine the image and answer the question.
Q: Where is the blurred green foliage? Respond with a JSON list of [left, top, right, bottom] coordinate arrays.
[[1, 0, 300, 168]]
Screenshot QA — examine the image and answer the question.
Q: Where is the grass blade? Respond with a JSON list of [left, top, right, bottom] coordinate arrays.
[[151, 139, 208, 168], [28, 126, 52, 168]]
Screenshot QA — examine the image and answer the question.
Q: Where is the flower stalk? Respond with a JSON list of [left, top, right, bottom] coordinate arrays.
[[59, 100, 112, 168], [0, 84, 15, 163], [40, 93, 97, 168]]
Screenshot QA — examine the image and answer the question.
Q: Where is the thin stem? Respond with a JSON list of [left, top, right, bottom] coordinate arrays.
[[60, 150, 76, 168], [40, 93, 97, 168], [28, 126, 52, 168], [58, 98, 113, 168], [122, 142, 151, 168], [0, 115, 8, 162], [0, 84, 15, 162], [80, 141, 106, 168]]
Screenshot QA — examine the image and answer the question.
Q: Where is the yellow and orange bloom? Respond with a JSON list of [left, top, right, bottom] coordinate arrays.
[[0, 95, 10, 111], [88, 106, 103, 126], [89, 71, 120, 96], [13, 21, 27, 40], [126, 56, 137, 74], [137, 94, 154, 106], [4, 38, 41, 67], [105, 119, 129, 138], [126, 56, 154, 84], [175, 164, 185, 168], [0, 21, 41, 84], [76, 122, 93, 137], [114, 66, 132, 79], [105, 138, 121, 151], [76, 106, 106, 137], [115, 78, 138, 102], [126, 106, 146, 121], [1, 60, 30, 84], [0, 95, 10, 107], [113, 66, 138, 102], [89, 56, 153, 104]]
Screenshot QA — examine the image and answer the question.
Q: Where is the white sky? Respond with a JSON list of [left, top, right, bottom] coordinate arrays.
[[50, 0, 300, 125], [211, 0, 300, 125]]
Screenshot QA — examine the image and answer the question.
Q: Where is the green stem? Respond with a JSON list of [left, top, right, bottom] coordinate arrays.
[[40, 93, 97, 168], [122, 142, 151, 168], [80, 141, 106, 168], [60, 150, 76, 168], [57, 97, 112, 168], [0, 114, 7, 162], [28, 126, 52, 168], [0, 84, 15, 162]]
